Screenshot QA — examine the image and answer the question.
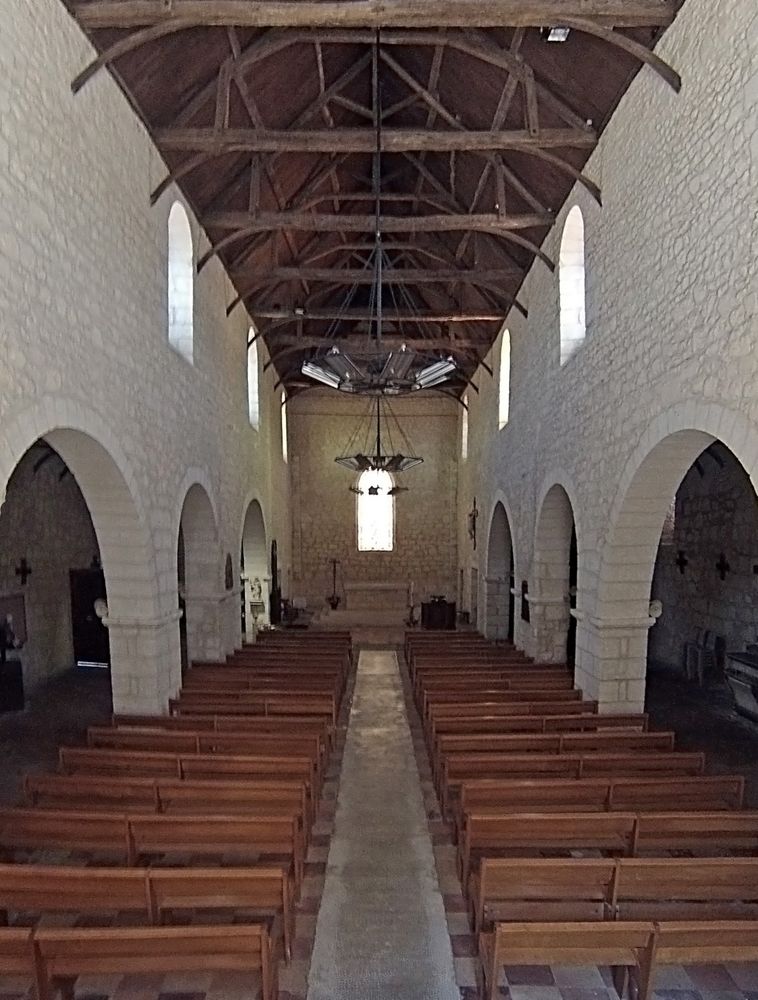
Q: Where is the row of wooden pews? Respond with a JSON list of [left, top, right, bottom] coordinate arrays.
[[0, 629, 352, 1000], [406, 630, 758, 1000]]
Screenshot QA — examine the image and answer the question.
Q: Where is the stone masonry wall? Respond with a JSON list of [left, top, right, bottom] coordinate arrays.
[[288, 391, 458, 608], [0, 0, 291, 711], [456, 0, 757, 711], [650, 446, 758, 671]]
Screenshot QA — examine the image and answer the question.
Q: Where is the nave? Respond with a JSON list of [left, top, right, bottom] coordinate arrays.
[[2, 629, 758, 999]]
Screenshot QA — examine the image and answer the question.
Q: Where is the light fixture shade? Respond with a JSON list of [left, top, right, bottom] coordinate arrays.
[[414, 357, 456, 389], [380, 345, 415, 383], [324, 347, 364, 383], [543, 25, 570, 41], [301, 360, 341, 389]]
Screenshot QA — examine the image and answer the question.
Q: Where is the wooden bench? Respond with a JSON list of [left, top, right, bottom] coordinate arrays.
[[455, 774, 744, 819], [58, 748, 317, 822], [87, 727, 326, 785], [25, 773, 308, 822], [170, 695, 336, 725], [0, 862, 292, 964], [33, 924, 277, 1000], [458, 810, 758, 886], [430, 712, 648, 738], [441, 752, 706, 816], [433, 730, 675, 790], [0, 808, 304, 888], [479, 919, 758, 1000], [113, 713, 334, 751], [471, 856, 758, 933]]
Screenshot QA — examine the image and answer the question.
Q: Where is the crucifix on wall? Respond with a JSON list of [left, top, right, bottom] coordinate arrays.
[[468, 498, 479, 551], [15, 559, 32, 586], [715, 552, 731, 581], [675, 550, 688, 575]]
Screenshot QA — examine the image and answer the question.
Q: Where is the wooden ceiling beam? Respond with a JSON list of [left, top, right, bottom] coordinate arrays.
[[73, 1, 678, 30], [154, 126, 596, 153], [204, 210, 552, 231], [248, 308, 504, 321], [244, 266, 520, 286]]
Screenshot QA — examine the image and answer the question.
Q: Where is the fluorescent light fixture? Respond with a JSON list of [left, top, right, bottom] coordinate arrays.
[[301, 360, 341, 389], [541, 25, 570, 41], [414, 357, 457, 389], [380, 345, 416, 382], [324, 346, 364, 383]]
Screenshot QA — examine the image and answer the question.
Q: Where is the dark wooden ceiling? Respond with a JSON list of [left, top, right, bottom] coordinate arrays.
[[62, 1, 683, 396]]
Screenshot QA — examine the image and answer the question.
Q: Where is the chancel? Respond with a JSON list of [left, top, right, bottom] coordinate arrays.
[[0, 1, 756, 999]]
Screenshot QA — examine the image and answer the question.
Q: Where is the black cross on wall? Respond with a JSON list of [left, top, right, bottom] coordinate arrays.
[[716, 553, 731, 581], [15, 558, 32, 585], [675, 550, 688, 575]]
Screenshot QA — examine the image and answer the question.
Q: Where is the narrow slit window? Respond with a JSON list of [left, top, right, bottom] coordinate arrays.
[[167, 202, 194, 363], [559, 205, 586, 365], [248, 335, 260, 429], [498, 329, 511, 428]]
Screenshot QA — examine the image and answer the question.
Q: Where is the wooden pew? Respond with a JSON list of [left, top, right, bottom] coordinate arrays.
[[87, 727, 326, 786], [0, 862, 292, 963], [455, 775, 745, 821], [170, 694, 336, 725], [471, 856, 758, 933], [0, 927, 35, 982], [33, 924, 277, 1000], [430, 712, 648, 738], [0, 808, 304, 887], [25, 773, 308, 822], [441, 752, 705, 816], [58, 748, 317, 823], [479, 919, 758, 1000], [458, 810, 758, 887], [479, 920, 654, 1000], [433, 731, 675, 789], [113, 713, 334, 752]]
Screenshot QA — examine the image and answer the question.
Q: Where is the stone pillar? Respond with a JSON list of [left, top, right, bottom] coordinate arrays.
[[574, 613, 655, 713], [220, 586, 243, 657], [183, 591, 230, 663], [483, 576, 509, 641], [528, 595, 570, 663], [103, 609, 183, 715]]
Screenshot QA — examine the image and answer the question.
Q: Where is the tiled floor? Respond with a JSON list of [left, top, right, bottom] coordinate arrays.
[[399, 652, 758, 1000], [3, 654, 758, 1000]]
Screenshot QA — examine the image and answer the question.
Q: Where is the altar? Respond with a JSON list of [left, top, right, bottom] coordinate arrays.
[[343, 581, 408, 612]]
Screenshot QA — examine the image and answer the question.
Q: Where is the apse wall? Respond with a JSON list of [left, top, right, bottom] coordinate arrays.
[[0, 0, 291, 711], [288, 391, 458, 608], [458, 0, 756, 711]]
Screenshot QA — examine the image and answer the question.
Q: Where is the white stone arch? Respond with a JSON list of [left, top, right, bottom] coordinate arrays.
[[580, 401, 758, 712], [532, 479, 580, 664], [0, 396, 169, 712], [240, 495, 269, 637], [176, 474, 223, 663], [483, 496, 517, 642]]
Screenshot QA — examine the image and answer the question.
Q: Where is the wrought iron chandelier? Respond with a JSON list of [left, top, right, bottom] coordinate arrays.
[[301, 32, 457, 398], [336, 395, 423, 476]]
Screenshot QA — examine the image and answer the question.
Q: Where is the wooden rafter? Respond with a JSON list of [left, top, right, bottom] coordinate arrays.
[[72, 1, 678, 30], [154, 126, 597, 153]]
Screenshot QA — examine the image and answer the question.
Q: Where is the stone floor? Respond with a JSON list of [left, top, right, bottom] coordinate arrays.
[[2, 653, 758, 1000], [306, 649, 459, 1000]]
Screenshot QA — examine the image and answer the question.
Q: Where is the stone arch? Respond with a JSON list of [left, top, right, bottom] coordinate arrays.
[[0, 397, 169, 713], [532, 482, 579, 664], [484, 499, 516, 642], [240, 497, 268, 638], [176, 477, 222, 663], [580, 402, 758, 711]]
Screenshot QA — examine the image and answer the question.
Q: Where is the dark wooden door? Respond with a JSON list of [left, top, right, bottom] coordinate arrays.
[[69, 569, 110, 667]]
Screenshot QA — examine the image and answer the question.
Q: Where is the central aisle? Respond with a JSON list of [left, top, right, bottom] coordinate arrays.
[[306, 649, 460, 1000]]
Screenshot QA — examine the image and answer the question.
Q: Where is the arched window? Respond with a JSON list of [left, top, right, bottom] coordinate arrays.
[[280, 391, 288, 462], [461, 393, 469, 460], [167, 202, 194, 363], [357, 469, 394, 551], [559, 205, 586, 366], [247, 335, 260, 429], [498, 329, 511, 428]]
